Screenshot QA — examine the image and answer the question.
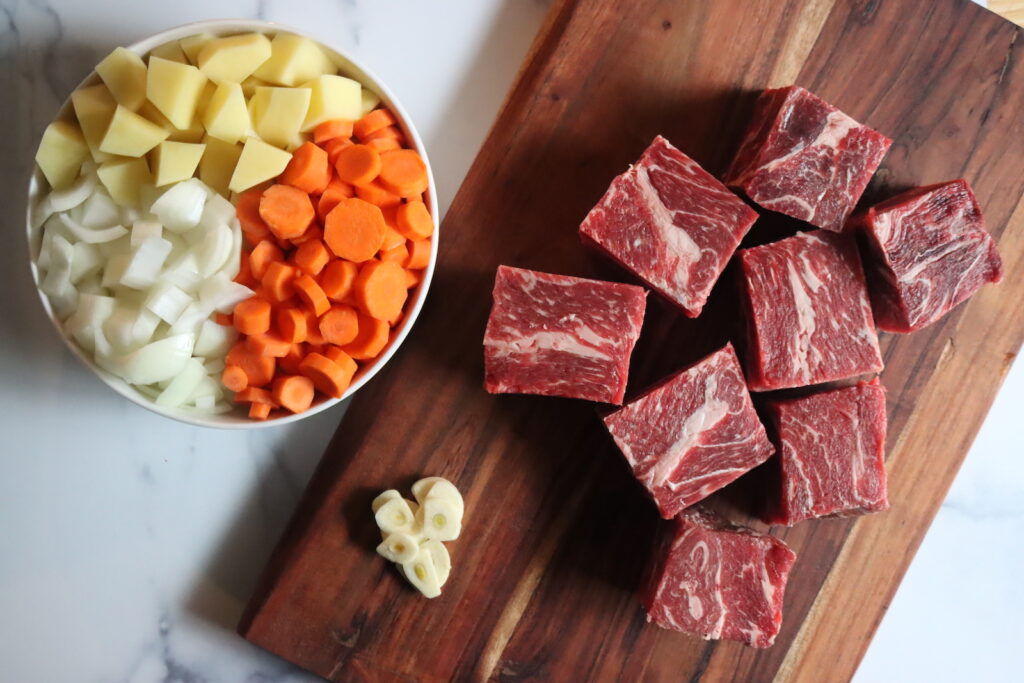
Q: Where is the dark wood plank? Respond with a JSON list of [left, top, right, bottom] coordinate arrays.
[[239, 1, 1024, 680]]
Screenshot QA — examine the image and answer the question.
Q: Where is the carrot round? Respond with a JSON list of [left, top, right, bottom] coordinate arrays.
[[293, 273, 330, 316], [234, 254, 256, 288], [262, 261, 297, 302], [404, 239, 431, 270], [298, 352, 354, 399], [235, 386, 277, 404], [317, 177, 356, 221], [362, 125, 403, 143], [215, 312, 233, 326], [402, 268, 422, 289], [248, 402, 272, 420], [259, 184, 315, 240], [333, 144, 381, 186], [249, 240, 283, 280], [227, 341, 276, 387], [354, 179, 402, 208], [221, 364, 248, 392], [280, 142, 330, 195], [272, 375, 315, 413], [342, 313, 390, 360], [313, 119, 354, 144], [279, 343, 305, 374], [380, 242, 408, 263], [354, 108, 396, 140], [366, 137, 401, 152], [233, 297, 271, 335], [323, 345, 353, 367], [395, 201, 433, 240], [291, 224, 324, 247], [378, 149, 428, 198], [246, 333, 292, 358], [320, 259, 359, 301], [324, 198, 386, 262], [277, 307, 308, 344], [324, 137, 355, 168], [293, 238, 331, 276], [353, 259, 408, 321], [237, 188, 271, 245], [318, 305, 360, 345]]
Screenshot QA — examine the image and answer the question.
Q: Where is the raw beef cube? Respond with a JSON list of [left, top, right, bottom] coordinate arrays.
[[602, 344, 774, 518], [738, 230, 883, 391], [579, 135, 759, 317], [483, 265, 646, 404], [856, 179, 1003, 332], [764, 380, 888, 526], [724, 86, 892, 232], [642, 507, 796, 648]]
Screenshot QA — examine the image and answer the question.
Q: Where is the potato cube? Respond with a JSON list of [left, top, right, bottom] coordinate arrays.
[[146, 56, 208, 129], [249, 86, 310, 149], [71, 84, 117, 162], [199, 135, 243, 196], [35, 120, 89, 189], [197, 32, 271, 83], [254, 33, 335, 87], [150, 140, 206, 186], [97, 157, 153, 206], [95, 47, 148, 110], [179, 33, 215, 65], [203, 81, 250, 143], [148, 41, 188, 64], [360, 87, 381, 117], [228, 136, 291, 193], [100, 105, 169, 156], [301, 74, 361, 131], [240, 75, 270, 98]]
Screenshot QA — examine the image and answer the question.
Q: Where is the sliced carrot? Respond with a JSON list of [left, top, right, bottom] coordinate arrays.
[[363, 125, 404, 144], [324, 137, 355, 168], [403, 268, 422, 289], [246, 333, 292, 357], [280, 141, 331, 195], [272, 375, 315, 413], [221, 365, 248, 392], [291, 224, 324, 246], [404, 239, 431, 270], [333, 144, 381, 186], [259, 184, 315, 240], [395, 200, 434, 240], [317, 177, 355, 221], [261, 261, 297, 303], [322, 345, 351, 367], [366, 137, 401, 152], [234, 254, 256, 287], [227, 341, 276, 386], [324, 198, 386, 262], [354, 179, 402, 208], [215, 312, 234, 326], [235, 386, 277, 404], [233, 297, 271, 335], [293, 273, 330, 316], [306, 343, 326, 357], [378, 149, 428, 198], [313, 119, 354, 144], [279, 343, 306, 374], [249, 240, 283, 280], [298, 352, 354, 399], [342, 313, 390, 359], [354, 108, 396, 140], [302, 310, 326, 346], [293, 238, 331, 276], [276, 307, 308, 344], [353, 259, 408, 322], [318, 304, 359, 345], [320, 259, 359, 301], [380, 242, 409, 263], [248, 402, 272, 420], [237, 188, 271, 245], [380, 225, 406, 252]]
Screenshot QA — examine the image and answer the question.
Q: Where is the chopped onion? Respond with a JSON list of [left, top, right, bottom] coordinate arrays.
[[194, 318, 237, 357], [130, 220, 162, 247], [198, 274, 253, 313], [150, 178, 207, 233], [48, 172, 97, 213], [118, 333, 195, 385], [104, 304, 160, 351], [155, 358, 206, 408], [70, 242, 103, 284], [79, 191, 121, 229], [162, 251, 203, 294], [169, 300, 215, 335], [100, 253, 131, 288], [120, 237, 173, 290], [145, 282, 192, 324], [57, 213, 127, 244], [195, 223, 234, 277], [64, 294, 115, 351]]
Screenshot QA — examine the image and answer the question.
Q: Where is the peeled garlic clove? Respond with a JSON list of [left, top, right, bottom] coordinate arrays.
[[419, 496, 462, 542], [402, 548, 442, 598], [371, 489, 402, 513], [425, 479, 464, 516], [411, 477, 446, 503], [422, 539, 451, 587], [374, 497, 417, 535], [377, 532, 419, 564]]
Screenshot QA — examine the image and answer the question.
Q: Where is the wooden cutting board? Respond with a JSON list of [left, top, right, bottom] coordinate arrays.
[[239, 1, 1024, 680]]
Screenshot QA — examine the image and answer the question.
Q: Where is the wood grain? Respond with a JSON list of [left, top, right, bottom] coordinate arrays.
[[239, 1, 1024, 680]]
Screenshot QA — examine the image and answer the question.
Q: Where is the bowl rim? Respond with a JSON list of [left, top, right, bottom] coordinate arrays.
[[24, 17, 439, 429]]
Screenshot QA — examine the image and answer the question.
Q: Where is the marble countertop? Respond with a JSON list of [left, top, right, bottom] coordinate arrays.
[[0, 1, 1019, 681]]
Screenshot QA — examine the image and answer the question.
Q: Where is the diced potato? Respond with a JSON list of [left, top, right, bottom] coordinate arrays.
[[360, 87, 381, 117], [197, 32, 271, 83], [95, 47, 148, 110], [99, 105, 169, 157], [254, 33, 335, 87], [198, 135, 243, 197], [202, 81, 250, 143], [148, 41, 188, 64], [150, 140, 206, 186], [71, 84, 117, 162], [249, 86, 311, 148], [146, 56, 208, 129], [240, 75, 271, 98], [179, 33, 215, 65], [229, 136, 291, 193], [35, 120, 89, 189], [301, 74, 361, 132], [97, 157, 153, 206]]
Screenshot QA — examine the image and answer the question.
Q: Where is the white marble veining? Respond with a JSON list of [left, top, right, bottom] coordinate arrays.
[[0, 0, 1018, 681]]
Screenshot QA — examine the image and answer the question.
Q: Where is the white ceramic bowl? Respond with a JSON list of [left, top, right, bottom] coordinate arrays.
[[25, 19, 438, 429]]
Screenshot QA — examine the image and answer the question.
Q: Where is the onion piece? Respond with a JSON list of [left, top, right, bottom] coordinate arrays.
[[130, 220, 162, 247], [117, 333, 195, 385], [48, 172, 97, 213], [120, 237, 173, 289], [70, 242, 103, 283], [145, 282, 192, 324], [57, 213, 127, 244], [195, 223, 233, 277], [198, 273, 253, 313], [150, 178, 207, 233], [155, 357, 206, 408], [79, 191, 121, 229], [194, 318, 238, 357]]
